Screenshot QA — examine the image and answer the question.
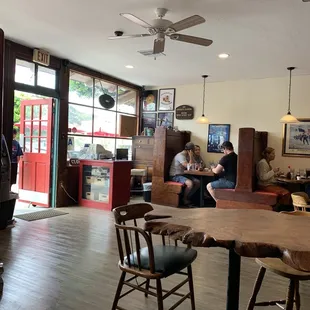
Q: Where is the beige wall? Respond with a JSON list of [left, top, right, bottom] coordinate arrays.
[[149, 75, 310, 171]]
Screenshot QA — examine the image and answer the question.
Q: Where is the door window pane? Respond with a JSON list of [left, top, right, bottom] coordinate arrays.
[[93, 138, 115, 155], [33, 121, 40, 136], [15, 59, 35, 86], [69, 71, 93, 106], [93, 109, 116, 136], [32, 138, 39, 153], [40, 138, 47, 153], [37, 66, 56, 89], [33, 105, 40, 119], [25, 106, 32, 120], [118, 87, 137, 115], [68, 104, 93, 134], [24, 137, 31, 152], [41, 105, 48, 120], [25, 122, 32, 136], [94, 79, 117, 110], [41, 121, 48, 137]]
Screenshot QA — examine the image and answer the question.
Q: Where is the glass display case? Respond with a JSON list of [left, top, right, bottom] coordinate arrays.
[[79, 159, 132, 210]]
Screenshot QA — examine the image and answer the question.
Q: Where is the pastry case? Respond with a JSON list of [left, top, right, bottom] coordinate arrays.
[[79, 160, 132, 210]]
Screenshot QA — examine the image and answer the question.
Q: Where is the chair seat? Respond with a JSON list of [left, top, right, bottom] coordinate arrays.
[[131, 169, 147, 177], [125, 245, 197, 277], [256, 258, 310, 280]]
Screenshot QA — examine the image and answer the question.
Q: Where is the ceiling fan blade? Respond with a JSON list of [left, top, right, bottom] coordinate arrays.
[[120, 13, 152, 28], [168, 15, 205, 32], [108, 34, 151, 40], [153, 39, 165, 54], [169, 34, 213, 47]]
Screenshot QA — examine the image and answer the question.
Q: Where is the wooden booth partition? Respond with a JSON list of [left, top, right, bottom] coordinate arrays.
[[215, 128, 278, 211], [151, 127, 191, 207]]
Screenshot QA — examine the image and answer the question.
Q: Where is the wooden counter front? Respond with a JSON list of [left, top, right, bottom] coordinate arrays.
[[79, 160, 132, 211]]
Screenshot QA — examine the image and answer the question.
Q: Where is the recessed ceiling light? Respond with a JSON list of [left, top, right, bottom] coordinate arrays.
[[218, 53, 230, 59], [125, 65, 134, 69]]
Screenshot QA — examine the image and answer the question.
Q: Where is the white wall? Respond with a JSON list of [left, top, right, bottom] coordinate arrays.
[[149, 75, 310, 171]]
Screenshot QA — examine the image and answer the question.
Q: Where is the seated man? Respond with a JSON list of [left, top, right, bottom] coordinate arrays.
[[169, 142, 200, 205], [206, 141, 238, 201], [193, 145, 206, 169]]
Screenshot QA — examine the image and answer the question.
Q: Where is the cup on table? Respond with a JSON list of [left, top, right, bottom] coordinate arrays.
[[187, 163, 191, 171]]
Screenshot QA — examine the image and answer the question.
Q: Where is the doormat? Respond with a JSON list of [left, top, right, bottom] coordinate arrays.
[[14, 210, 68, 222]]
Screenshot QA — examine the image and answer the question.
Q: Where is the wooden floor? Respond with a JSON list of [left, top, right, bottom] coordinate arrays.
[[1, 201, 310, 310]]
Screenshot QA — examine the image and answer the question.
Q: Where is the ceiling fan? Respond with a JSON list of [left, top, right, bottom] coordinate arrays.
[[108, 8, 213, 54]]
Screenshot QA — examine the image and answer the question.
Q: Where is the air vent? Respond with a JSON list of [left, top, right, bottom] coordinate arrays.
[[138, 50, 166, 57]]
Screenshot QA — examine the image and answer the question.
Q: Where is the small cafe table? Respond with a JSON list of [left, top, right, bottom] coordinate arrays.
[[144, 208, 310, 310], [184, 170, 215, 207]]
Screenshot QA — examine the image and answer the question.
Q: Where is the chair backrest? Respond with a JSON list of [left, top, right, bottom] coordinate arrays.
[[291, 192, 310, 210], [113, 203, 156, 273]]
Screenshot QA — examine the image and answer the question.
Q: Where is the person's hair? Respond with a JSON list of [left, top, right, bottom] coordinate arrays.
[[221, 141, 233, 151], [195, 145, 200, 149], [184, 142, 195, 151], [13, 128, 17, 135], [262, 147, 275, 159]]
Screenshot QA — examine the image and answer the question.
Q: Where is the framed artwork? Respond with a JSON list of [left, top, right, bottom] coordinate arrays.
[[158, 88, 175, 111], [207, 124, 231, 153], [157, 112, 174, 128], [142, 90, 157, 112], [141, 113, 157, 131], [282, 119, 310, 157]]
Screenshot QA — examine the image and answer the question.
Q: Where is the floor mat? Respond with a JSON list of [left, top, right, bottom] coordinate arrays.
[[14, 209, 68, 221]]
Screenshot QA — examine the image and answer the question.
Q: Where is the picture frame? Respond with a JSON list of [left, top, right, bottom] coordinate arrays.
[[157, 112, 174, 128], [282, 118, 310, 157], [141, 113, 157, 132], [207, 124, 231, 153], [142, 90, 157, 112], [158, 88, 175, 111]]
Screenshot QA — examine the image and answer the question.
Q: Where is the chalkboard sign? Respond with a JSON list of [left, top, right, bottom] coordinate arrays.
[[176, 105, 194, 120]]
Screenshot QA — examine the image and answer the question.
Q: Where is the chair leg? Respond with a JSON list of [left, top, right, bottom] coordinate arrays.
[[187, 265, 196, 310], [111, 271, 126, 310], [294, 280, 301, 310], [285, 279, 295, 310], [145, 279, 150, 297], [246, 267, 266, 310], [156, 279, 164, 310]]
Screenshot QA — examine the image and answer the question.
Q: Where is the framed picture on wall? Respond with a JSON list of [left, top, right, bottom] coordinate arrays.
[[141, 113, 157, 132], [157, 112, 174, 128], [207, 124, 231, 153], [158, 88, 175, 111], [142, 90, 157, 112], [282, 119, 310, 157]]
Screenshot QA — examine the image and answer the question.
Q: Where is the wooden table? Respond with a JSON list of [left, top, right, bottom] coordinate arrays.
[[144, 208, 310, 310], [276, 177, 310, 192], [185, 170, 215, 207]]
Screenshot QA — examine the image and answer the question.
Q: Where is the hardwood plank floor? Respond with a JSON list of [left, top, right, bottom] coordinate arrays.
[[1, 201, 309, 309]]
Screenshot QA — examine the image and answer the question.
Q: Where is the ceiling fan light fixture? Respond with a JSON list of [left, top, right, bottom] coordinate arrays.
[[218, 53, 230, 59]]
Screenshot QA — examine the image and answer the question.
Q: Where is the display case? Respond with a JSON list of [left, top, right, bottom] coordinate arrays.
[[79, 160, 132, 210]]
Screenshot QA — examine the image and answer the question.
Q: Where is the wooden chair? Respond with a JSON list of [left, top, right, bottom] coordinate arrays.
[[291, 192, 310, 211], [247, 211, 310, 310], [112, 203, 197, 310]]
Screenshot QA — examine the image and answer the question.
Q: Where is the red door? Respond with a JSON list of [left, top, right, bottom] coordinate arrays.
[[19, 99, 53, 207]]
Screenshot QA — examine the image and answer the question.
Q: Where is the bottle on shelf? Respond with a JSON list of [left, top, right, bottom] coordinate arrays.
[[286, 166, 292, 180]]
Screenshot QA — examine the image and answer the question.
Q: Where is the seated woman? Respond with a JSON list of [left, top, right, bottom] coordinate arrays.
[[256, 147, 291, 205], [193, 145, 206, 169]]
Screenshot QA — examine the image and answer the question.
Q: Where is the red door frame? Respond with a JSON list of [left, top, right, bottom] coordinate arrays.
[[19, 98, 53, 207]]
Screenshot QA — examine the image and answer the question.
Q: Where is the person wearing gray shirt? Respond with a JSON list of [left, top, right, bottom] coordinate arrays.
[[169, 142, 200, 205]]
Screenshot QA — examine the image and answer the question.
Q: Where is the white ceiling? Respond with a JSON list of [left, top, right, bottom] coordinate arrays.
[[0, 0, 310, 86]]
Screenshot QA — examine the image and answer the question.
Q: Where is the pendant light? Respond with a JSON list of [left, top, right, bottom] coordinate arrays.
[[197, 75, 209, 124], [280, 67, 298, 123]]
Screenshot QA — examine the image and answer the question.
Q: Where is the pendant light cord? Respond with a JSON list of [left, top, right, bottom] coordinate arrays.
[[202, 75, 208, 116], [287, 68, 292, 113]]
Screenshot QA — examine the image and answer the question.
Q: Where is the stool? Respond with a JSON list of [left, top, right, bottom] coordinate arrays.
[[130, 169, 147, 191]]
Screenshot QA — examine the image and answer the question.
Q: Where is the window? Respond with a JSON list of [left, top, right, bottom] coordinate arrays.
[[15, 59, 57, 90], [68, 70, 138, 161]]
